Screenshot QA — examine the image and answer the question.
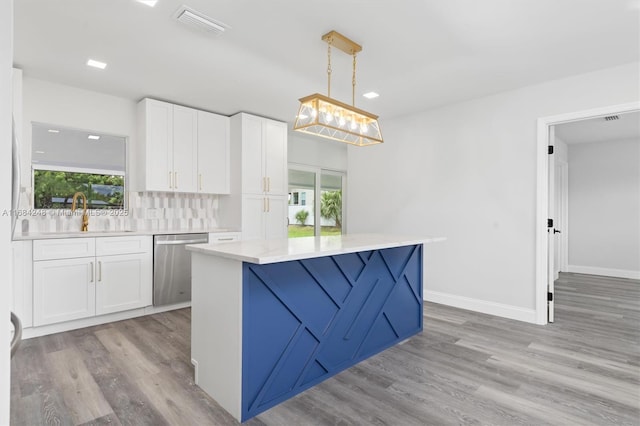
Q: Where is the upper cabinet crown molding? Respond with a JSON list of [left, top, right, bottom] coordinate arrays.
[[135, 98, 230, 194]]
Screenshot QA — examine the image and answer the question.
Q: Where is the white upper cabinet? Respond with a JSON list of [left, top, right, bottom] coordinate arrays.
[[241, 115, 265, 194], [198, 110, 230, 194], [264, 121, 287, 195], [139, 99, 173, 191], [136, 98, 230, 194], [238, 113, 288, 196], [220, 113, 288, 240], [172, 105, 198, 193]]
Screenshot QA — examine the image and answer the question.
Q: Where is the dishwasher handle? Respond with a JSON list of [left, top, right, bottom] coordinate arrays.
[[155, 238, 208, 246]]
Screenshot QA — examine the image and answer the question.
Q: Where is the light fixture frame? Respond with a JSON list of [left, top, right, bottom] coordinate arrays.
[[293, 30, 383, 146]]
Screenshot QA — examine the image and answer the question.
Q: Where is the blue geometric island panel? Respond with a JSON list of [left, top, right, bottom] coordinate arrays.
[[241, 244, 423, 421]]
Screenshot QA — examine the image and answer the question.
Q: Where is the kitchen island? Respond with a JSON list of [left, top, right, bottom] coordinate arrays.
[[187, 234, 444, 422]]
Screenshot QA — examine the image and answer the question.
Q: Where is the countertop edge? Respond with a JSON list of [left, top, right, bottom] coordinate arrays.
[[187, 236, 446, 264]]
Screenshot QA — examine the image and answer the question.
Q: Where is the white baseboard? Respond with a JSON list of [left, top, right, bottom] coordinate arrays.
[[567, 265, 640, 280], [22, 302, 191, 339], [424, 290, 537, 324]]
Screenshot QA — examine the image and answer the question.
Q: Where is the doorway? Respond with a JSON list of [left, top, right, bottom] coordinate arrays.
[[536, 102, 640, 324]]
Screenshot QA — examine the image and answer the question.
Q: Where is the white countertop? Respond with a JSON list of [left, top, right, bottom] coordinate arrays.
[[186, 233, 446, 264], [13, 228, 240, 240]]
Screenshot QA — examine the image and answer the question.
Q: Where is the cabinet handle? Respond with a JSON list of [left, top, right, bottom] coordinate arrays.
[[98, 261, 102, 282], [169, 171, 173, 189], [90, 262, 94, 283], [267, 197, 270, 212], [217, 237, 234, 241], [199, 174, 202, 191], [263, 197, 266, 212]]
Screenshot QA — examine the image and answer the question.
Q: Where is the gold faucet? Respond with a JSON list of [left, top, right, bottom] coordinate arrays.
[[71, 192, 89, 232]]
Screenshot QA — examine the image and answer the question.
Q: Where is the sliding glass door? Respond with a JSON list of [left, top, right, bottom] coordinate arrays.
[[288, 166, 345, 238]]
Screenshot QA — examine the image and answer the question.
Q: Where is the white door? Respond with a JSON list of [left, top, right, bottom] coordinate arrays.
[[241, 115, 265, 194], [33, 257, 96, 326], [197, 111, 230, 194], [172, 105, 198, 192], [265, 195, 288, 240], [264, 121, 287, 195], [547, 126, 556, 322], [242, 194, 266, 240], [96, 253, 152, 315]]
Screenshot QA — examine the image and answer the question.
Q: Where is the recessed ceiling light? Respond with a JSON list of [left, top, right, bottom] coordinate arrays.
[[136, 0, 158, 6], [47, 129, 60, 133], [87, 59, 107, 70], [88, 135, 101, 140], [363, 92, 379, 99]]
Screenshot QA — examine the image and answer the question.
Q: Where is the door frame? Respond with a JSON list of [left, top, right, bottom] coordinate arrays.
[[555, 160, 569, 278], [535, 101, 640, 325]]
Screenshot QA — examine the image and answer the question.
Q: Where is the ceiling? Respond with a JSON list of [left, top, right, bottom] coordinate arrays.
[[13, 0, 640, 124], [555, 111, 640, 145]]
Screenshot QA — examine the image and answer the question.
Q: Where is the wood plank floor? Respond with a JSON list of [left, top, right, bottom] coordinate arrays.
[[11, 272, 640, 425]]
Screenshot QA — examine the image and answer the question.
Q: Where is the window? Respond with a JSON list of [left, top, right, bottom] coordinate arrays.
[[33, 169, 124, 209], [31, 123, 126, 210], [288, 166, 345, 238]]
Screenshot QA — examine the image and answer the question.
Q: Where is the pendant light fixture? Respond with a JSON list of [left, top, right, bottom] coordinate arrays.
[[293, 31, 383, 146]]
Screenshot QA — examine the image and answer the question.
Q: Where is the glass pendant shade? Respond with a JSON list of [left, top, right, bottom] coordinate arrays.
[[294, 31, 383, 146], [293, 94, 383, 146]]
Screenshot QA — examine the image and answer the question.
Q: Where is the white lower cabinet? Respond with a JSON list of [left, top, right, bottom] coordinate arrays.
[[242, 194, 287, 240], [32, 236, 152, 327], [33, 257, 96, 326], [96, 252, 152, 315]]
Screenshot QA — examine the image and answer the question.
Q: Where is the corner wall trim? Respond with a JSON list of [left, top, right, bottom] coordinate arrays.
[[424, 291, 537, 324], [567, 265, 640, 280]]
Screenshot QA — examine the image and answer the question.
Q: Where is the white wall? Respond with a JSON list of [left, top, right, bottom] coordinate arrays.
[[347, 62, 639, 323], [567, 138, 640, 279], [288, 131, 347, 171], [1, 0, 14, 423], [20, 77, 137, 192]]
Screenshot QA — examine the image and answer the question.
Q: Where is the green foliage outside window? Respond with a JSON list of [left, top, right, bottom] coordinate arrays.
[[320, 190, 342, 228], [33, 170, 124, 209]]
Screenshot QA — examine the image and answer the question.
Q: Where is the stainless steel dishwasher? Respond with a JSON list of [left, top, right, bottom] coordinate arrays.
[[153, 233, 208, 306]]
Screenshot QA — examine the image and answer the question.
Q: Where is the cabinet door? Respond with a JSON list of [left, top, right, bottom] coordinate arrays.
[[96, 252, 152, 315], [264, 121, 287, 195], [144, 99, 173, 191], [242, 194, 266, 241], [197, 111, 230, 194], [33, 258, 96, 326], [173, 105, 198, 193], [241, 115, 265, 194], [265, 195, 288, 240]]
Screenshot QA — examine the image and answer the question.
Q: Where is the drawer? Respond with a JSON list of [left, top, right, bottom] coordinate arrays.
[[96, 236, 152, 256], [33, 238, 95, 261], [208, 232, 241, 244]]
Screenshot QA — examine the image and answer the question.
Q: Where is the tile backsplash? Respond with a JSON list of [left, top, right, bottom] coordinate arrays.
[[15, 191, 221, 234]]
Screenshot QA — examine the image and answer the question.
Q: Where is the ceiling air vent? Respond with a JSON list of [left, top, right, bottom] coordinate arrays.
[[604, 115, 619, 121], [174, 6, 229, 36]]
